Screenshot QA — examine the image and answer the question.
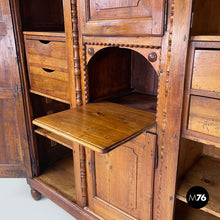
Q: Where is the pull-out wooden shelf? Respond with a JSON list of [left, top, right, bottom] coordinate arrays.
[[33, 102, 156, 153]]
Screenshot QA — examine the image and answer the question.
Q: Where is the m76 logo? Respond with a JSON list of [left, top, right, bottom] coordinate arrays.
[[186, 186, 209, 209], [188, 194, 207, 202]]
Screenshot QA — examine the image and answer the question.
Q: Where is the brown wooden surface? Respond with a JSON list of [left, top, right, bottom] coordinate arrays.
[[153, 0, 193, 219], [78, 0, 165, 36], [182, 41, 220, 148], [188, 96, 220, 138], [24, 36, 68, 72], [175, 200, 220, 220], [28, 66, 70, 102], [38, 156, 76, 202], [191, 0, 220, 36], [192, 50, 220, 93], [19, 0, 64, 32], [176, 156, 220, 218], [176, 138, 203, 185], [86, 132, 156, 220], [0, 0, 31, 177], [33, 102, 156, 153], [34, 128, 73, 150], [191, 35, 220, 42], [109, 92, 157, 113]]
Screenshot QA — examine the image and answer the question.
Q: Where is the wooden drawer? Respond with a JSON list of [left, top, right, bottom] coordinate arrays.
[[28, 66, 70, 102], [188, 96, 220, 138], [24, 34, 68, 72], [192, 49, 220, 93]]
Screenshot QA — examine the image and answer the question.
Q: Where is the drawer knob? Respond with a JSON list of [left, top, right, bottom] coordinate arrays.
[[39, 40, 51, 44], [42, 68, 55, 73], [148, 52, 157, 62]]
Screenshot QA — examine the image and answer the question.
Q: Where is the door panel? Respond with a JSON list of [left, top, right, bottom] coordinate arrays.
[[0, 0, 31, 177], [86, 132, 156, 220], [79, 0, 165, 36]]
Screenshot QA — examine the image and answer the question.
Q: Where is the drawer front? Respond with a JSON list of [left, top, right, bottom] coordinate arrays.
[[28, 66, 70, 101], [188, 96, 220, 138], [86, 132, 156, 220], [192, 50, 220, 93], [25, 39, 68, 71], [79, 0, 165, 36]]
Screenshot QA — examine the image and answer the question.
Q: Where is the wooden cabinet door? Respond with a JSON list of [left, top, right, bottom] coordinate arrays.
[[85, 132, 156, 220], [0, 0, 31, 177], [79, 0, 165, 36]]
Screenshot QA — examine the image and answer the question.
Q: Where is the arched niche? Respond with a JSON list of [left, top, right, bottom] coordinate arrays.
[[87, 47, 158, 112]]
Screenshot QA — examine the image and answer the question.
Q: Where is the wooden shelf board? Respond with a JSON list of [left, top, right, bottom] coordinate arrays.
[[191, 35, 220, 42], [33, 102, 156, 153], [35, 128, 73, 150], [181, 130, 220, 149], [30, 89, 70, 104], [190, 89, 220, 100], [37, 156, 76, 203], [23, 31, 66, 37], [109, 92, 157, 113], [176, 156, 220, 218]]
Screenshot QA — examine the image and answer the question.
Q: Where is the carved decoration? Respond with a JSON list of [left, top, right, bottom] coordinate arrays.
[[82, 42, 161, 102], [79, 145, 87, 206], [155, 2, 175, 219], [71, 0, 82, 106]]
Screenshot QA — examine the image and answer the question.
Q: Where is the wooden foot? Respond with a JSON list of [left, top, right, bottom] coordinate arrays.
[[31, 188, 41, 201]]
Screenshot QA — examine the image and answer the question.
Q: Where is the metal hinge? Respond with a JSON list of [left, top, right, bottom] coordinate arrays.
[[155, 136, 158, 169], [190, 12, 194, 29], [164, 0, 168, 31]]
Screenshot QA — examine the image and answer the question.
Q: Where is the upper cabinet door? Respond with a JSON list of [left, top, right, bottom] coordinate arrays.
[[79, 0, 165, 36], [0, 0, 31, 177]]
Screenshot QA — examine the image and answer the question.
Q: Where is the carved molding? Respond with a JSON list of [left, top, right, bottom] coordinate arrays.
[[71, 0, 82, 106], [82, 42, 161, 103], [85, 41, 161, 49], [79, 145, 87, 206], [155, 1, 175, 219]]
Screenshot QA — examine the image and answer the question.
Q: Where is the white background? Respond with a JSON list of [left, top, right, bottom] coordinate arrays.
[[0, 178, 76, 220]]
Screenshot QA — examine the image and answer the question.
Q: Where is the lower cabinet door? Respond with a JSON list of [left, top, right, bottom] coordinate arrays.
[[85, 132, 156, 220]]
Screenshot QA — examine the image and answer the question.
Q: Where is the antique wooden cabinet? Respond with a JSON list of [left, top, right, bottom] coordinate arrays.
[[0, 0, 219, 220]]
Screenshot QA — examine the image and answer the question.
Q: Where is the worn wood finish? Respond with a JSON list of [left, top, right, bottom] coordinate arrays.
[[188, 96, 220, 138], [109, 92, 157, 113], [191, 35, 220, 42], [33, 102, 156, 153], [24, 35, 68, 72], [28, 66, 70, 102], [78, 0, 165, 36], [154, 0, 193, 219], [86, 133, 156, 220], [175, 200, 220, 220], [19, 0, 64, 32], [34, 128, 73, 150], [176, 138, 203, 185], [38, 156, 76, 202], [176, 156, 220, 218], [182, 40, 220, 148], [0, 0, 31, 177], [191, 0, 220, 36], [73, 143, 87, 207], [192, 50, 220, 93]]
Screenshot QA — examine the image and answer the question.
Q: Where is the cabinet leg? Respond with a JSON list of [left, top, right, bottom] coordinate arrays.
[[31, 188, 41, 201]]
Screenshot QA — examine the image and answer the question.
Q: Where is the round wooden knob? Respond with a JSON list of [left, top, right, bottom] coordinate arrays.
[[148, 52, 157, 62], [88, 47, 95, 56]]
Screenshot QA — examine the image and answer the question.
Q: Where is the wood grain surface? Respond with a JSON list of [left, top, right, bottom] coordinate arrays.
[[33, 102, 156, 153]]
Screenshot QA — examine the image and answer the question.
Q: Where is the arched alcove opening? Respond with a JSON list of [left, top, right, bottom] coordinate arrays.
[[88, 47, 158, 112]]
